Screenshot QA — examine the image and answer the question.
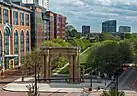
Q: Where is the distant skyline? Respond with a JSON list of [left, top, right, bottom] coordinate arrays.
[[50, 0, 137, 32]]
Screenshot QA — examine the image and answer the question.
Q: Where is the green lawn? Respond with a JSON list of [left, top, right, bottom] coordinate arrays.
[[79, 47, 92, 63]]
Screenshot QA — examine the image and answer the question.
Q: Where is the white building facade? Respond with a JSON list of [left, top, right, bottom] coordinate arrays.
[[12, 0, 49, 10]]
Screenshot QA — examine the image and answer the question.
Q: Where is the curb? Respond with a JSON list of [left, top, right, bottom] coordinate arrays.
[[2, 87, 70, 93]]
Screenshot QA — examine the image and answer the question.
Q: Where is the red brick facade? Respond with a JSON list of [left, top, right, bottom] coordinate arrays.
[[46, 11, 67, 40], [0, 3, 31, 70], [56, 14, 66, 39]]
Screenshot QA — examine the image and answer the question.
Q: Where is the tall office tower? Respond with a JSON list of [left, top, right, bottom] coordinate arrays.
[[119, 26, 131, 33], [102, 20, 117, 33], [82, 25, 90, 36]]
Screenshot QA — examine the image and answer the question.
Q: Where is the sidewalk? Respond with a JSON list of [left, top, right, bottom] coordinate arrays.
[[3, 77, 111, 93]]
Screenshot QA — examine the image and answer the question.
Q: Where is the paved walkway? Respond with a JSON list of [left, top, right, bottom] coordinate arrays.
[[3, 77, 111, 93]]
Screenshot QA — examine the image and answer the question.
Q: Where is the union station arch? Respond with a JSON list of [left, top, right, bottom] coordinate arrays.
[[40, 46, 81, 84]]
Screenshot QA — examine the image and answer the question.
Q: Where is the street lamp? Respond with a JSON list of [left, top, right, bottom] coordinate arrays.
[[104, 73, 107, 86], [89, 70, 92, 91], [33, 0, 37, 95], [34, 62, 37, 96]]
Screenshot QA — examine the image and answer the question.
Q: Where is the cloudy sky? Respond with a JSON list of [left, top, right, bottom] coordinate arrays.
[[50, 0, 137, 32]]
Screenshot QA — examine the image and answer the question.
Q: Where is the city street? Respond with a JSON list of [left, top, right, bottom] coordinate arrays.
[[106, 67, 137, 95], [118, 67, 137, 90]]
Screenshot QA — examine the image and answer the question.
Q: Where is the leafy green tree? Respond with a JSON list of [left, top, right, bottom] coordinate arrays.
[[99, 33, 121, 41], [86, 40, 134, 73], [66, 25, 81, 38], [121, 33, 136, 40], [52, 39, 70, 47], [42, 40, 61, 47], [22, 50, 42, 77], [67, 39, 90, 51]]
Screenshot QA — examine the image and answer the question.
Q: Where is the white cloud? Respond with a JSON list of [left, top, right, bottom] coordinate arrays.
[[50, 0, 137, 32]]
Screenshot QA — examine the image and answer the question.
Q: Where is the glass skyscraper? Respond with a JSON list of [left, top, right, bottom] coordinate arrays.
[[102, 20, 117, 33]]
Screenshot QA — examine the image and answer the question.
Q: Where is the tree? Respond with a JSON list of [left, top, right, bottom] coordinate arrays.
[[22, 49, 42, 78], [66, 25, 81, 38], [122, 33, 136, 40], [86, 40, 134, 74], [99, 33, 121, 41], [41, 40, 61, 47], [52, 39, 70, 47]]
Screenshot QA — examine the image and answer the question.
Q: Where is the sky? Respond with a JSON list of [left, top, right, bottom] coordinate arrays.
[[50, 0, 137, 32]]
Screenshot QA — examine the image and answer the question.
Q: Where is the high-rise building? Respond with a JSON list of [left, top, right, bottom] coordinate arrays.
[[46, 11, 67, 40], [102, 20, 117, 33], [46, 11, 55, 40], [12, 0, 49, 9], [45, 0, 49, 10], [54, 14, 66, 39], [82, 25, 90, 36], [119, 26, 131, 33]]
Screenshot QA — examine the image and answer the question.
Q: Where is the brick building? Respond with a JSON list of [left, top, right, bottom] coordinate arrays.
[[54, 14, 66, 39], [46, 11, 67, 40], [12, 0, 48, 48], [46, 11, 55, 40], [0, 1, 31, 70]]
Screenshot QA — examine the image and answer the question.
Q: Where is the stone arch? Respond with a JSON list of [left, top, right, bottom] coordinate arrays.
[[14, 30, 18, 67], [20, 30, 24, 64], [40, 47, 81, 84]]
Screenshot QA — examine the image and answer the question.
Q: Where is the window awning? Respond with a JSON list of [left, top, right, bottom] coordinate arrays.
[[4, 54, 18, 59]]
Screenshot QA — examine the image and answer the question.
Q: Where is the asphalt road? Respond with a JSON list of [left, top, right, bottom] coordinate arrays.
[[107, 67, 137, 91]]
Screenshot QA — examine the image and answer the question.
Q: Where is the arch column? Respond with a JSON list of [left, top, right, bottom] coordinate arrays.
[[74, 55, 81, 83], [44, 50, 50, 83], [68, 55, 74, 83]]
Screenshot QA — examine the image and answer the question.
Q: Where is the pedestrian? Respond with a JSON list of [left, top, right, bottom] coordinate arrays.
[[96, 86, 100, 91], [1, 70, 3, 76]]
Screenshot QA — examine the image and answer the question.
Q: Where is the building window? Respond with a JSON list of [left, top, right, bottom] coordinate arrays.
[[0, 31, 2, 67], [25, 14, 29, 26], [4, 27, 10, 69], [0, 7, 2, 23], [13, 11, 18, 25], [26, 31, 29, 54], [14, 31, 18, 66], [3, 9, 9, 24], [20, 13, 24, 25], [35, 0, 39, 4], [20, 31, 24, 64], [4, 28, 10, 55]]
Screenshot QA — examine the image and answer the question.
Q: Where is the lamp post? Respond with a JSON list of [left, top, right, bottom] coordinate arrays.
[[34, 62, 37, 96], [90, 70, 92, 91], [104, 73, 107, 86], [33, 0, 37, 95]]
